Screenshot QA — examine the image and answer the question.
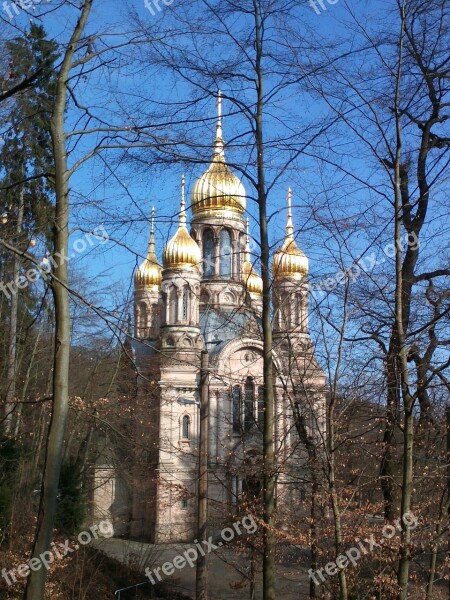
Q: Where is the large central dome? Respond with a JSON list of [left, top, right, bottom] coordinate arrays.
[[191, 158, 246, 217], [191, 93, 246, 218]]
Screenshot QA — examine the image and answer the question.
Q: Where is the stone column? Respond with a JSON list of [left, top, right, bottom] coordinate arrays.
[[232, 476, 237, 505], [209, 390, 217, 461], [214, 230, 220, 276], [216, 391, 228, 462], [176, 287, 183, 322], [280, 393, 287, 457]]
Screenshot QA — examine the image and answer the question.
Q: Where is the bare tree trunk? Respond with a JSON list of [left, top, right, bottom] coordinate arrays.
[[309, 470, 318, 599], [425, 509, 446, 600], [290, 399, 320, 599], [447, 406, 450, 600], [253, 0, 276, 600], [4, 187, 24, 434], [252, 4, 276, 597], [254, 45, 276, 600], [251, 547, 257, 600], [380, 350, 399, 522], [196, 350, 209, 600], [390, 7, 414, 598], [327, 395, 348, 600], [14, 322, 44, 439], [24, 3, 93, 598]]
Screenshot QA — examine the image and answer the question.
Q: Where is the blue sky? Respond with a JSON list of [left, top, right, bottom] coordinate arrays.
[[4, 0, 448, 357], [46, 0, 372, 292]]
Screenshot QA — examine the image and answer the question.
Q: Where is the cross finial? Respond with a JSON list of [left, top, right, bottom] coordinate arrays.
[[214, 90, 225, 160], [179, 174, 187, 227], [217, 90, 223, 123], [286, 187, 294, 242], [148, 206, 156, 256]]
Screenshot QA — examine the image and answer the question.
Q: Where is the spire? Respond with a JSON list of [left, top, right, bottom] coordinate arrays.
[[179, 174, 187, 227], [271, 187, 309, 280], [286, 187, 294, 243], [135, 207, 162, 289], [163, 174, 201, 270], [214, 90, 225, 161], [148, 207, 156, 257]]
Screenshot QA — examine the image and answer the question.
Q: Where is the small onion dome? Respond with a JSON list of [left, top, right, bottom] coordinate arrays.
[[272, 188, 309, 280], [243, 260, 263, 295], [191, 92, 246, 217], [135, 208, 162, 289], [163, 176, 201, 270], [242, 219, 263, 295]]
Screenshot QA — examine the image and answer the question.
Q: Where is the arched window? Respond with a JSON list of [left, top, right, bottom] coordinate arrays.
[[141, 302, 148, 320], [244, 377, 255, 432], [135, 304, 141, 331], [169, 286, 177, 323], [243, 476, 261, 499], [258, 386, 265, 428], [151, 304, 159, 331], [182, 286, 189, 321], [138, 302, 148, 335], [295, 295, 300, 328], [182, 415, 191, 440], [202, 229, 215, 278], [219, 229, 232, 277], [232, 386, 241, 434]]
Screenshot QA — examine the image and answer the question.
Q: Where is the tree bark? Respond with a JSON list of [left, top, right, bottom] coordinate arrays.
[[447, 406, 450, 600], [390, 7, 414, 597], [23, 3, 93, 598], [4, 187, 24, 435], [253, 4, 276, 596], [196, 350, 209, 600]]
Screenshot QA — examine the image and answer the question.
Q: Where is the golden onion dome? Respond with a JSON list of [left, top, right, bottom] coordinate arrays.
[[242, 219, 263, 295], [191, 92, 246, 218], [135, 208, 162, 289], [272, 189, 309, 280], [163, 176, 201, 270]]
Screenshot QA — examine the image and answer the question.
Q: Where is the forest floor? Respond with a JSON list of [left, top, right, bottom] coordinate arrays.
[[0, 542, 191, 600], [93, 537, 308, 599], [1, 536, 447, 599]]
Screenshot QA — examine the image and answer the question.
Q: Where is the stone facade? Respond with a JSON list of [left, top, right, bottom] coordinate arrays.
[[93, 95, 326, 542]]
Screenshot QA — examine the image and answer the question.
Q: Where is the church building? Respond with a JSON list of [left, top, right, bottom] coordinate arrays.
[[117, 94, 326, 542]]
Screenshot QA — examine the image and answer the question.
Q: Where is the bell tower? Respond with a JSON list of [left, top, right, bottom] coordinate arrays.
[[272, 188, 309, 344], [189, 92, 248, 310], [134, 208, 162, 340], [160, 176, 203, 356], [156, 177, 204, 542]]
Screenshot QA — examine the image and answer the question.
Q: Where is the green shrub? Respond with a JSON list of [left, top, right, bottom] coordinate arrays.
[[55, 462, 87, 534]]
